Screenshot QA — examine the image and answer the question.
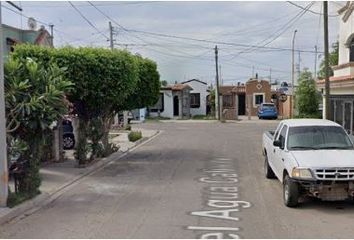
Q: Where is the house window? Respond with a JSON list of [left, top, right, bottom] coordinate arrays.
[[190, 93, 200, 108], [350, 38, 354, 62], [150, 93, 164, 112], [253, 93, 264, 107], [223, 95, 233, 108]]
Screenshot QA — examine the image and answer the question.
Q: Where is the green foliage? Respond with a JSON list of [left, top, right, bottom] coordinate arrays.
[[125, 125, 132, 131], [12, 45, 140, 163], [7, 191, 37, 208], [318, 41, 339, 79], [5, 56, 72, 197], [191, 114, 216, 120], [121, 55, 160, 110], [295, 69, 321, 118], [209, 89, 216, 115], [128, 131, 142, 142], [160, 80, 168, 86]]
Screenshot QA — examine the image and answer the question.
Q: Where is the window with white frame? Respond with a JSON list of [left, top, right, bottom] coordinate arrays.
[[253, 93, 264, 108]]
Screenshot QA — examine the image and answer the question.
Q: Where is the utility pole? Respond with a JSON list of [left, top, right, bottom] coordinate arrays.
[[109, 21, 114, 50], [269, 68, 272, 83], [215, 45, 220, 120], [0, 2, 7, 207], [219, 65, 222, 86], [291, 29, 297, 118], [252, 66, 255, 78], [314, 45, 318, 80], [49, 24, 54, 47], [324, 1, 330, 120], [297, 50, 301, 83]]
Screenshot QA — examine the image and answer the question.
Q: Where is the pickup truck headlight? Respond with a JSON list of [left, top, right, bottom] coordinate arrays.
[[291, 168, 314, 180]]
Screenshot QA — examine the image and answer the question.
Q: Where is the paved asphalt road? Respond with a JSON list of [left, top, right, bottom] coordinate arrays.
[[1, 121, 354, 238]]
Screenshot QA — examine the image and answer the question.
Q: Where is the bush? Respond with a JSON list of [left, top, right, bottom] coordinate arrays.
[[125, 125, 132, 131], [128, 131, 142, 142]]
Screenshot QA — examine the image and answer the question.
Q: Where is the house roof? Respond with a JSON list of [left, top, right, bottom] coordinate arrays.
[[219, 86, 235, 95], [172, 83, 193, 91], [181, 79, 207, 85], [317, 75, 354, 85], [161, 83, 193, 91], [218, 85, 246, 95]]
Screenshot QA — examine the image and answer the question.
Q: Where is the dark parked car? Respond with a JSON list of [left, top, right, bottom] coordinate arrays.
[[63, 119, 75, 150]]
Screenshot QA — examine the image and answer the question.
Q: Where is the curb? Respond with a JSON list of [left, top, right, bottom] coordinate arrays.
[[0, 130, 161, 225]]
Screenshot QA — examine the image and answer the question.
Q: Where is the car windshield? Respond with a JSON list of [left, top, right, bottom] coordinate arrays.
[[262, 104, 274, 109], [287, 126, 354, 150]]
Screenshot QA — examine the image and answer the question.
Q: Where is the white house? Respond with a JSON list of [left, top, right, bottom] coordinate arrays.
[[317, 2, 354, 134], [148, 83, 193, 119], [181, 79, 209, 116]]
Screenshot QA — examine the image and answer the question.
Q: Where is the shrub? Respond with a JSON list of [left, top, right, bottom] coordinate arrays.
[[125, 125, 132, 131], [128, 131, 142, 142]]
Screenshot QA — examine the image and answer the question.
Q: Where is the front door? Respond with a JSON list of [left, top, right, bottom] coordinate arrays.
[[344, 101, 353, 134], [173, 96, 179, 116]]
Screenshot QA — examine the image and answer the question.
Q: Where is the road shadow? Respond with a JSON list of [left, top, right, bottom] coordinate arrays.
[[298, 197, 354, 213]]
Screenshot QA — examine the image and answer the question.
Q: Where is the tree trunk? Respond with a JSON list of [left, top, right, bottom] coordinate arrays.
[[102, 116, 114, 156], [75, 119, 88, 165]]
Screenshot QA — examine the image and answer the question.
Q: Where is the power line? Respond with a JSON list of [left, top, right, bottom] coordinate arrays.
[[68, 1, 109, 40], [232, 2, 314, 57], [286, 1, 339, 17], [2, 4, 50, 27]]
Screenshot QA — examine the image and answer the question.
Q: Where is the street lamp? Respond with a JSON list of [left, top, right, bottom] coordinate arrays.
[[291, 29, 297, 118]]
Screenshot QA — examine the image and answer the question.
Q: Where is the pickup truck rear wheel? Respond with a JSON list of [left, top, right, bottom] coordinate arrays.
[[283, 175, 300, 207], [264, 155, 276, 179]]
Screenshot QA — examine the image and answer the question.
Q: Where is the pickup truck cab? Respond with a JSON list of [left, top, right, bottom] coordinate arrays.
[[262, 119, 354, 207], [258, 103, 278, 120]]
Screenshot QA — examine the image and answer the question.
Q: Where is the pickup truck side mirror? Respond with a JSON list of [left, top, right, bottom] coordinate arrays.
[[273, 140, 282, 148]]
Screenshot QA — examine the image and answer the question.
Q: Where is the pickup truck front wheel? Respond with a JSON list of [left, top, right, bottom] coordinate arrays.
[[264, 154, 276, 179], [283, 175, 300, 207]]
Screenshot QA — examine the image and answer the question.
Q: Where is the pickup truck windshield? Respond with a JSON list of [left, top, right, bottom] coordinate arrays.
[[287, 126, 354, 150]]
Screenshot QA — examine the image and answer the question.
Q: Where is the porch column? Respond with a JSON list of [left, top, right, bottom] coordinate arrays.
[[247, 95, 252, 120], [179, 92, 182, 119], [235, 94, 239, 120]]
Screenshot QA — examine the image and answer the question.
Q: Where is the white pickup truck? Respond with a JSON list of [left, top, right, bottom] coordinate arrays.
[[262, 119, 354, 207]]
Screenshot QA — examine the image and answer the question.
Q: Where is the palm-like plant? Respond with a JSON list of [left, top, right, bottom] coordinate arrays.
[[5, 57, 73, 196]]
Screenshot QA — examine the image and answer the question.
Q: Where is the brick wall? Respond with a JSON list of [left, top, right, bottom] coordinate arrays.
[[245, 79, 272, 116]]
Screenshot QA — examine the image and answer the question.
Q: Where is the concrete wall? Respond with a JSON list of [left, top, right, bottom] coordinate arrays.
[[2, 24, 51, 58], [186, 81, 208, 116], [149, 90, 174, 119], [338, 13, 354, 66], [245, 79, 271, 116]]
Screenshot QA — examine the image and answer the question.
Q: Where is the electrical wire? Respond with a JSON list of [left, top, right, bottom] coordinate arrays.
[[287, 1, 339, 17], [87, 1, 321, 54], [230, 2, 314, 58], [68, 1, 109, 40]]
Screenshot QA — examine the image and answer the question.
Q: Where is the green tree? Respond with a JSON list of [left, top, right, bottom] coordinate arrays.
[[12, 45, 141, 163], [295, 68, 321, 118], [121, 55, 160, 110], [160, 80, 168, 87], [5, 56, 73, 198], [318, 41, 339, 79]]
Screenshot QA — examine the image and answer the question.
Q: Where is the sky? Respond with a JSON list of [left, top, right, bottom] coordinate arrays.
[[2, 1, 343, 86]]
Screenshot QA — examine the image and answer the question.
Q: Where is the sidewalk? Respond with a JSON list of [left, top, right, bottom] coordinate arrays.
[[0, 127, 159, 225]]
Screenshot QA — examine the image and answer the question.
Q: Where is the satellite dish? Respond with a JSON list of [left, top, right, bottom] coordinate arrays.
[[27, 17, 37, 30]]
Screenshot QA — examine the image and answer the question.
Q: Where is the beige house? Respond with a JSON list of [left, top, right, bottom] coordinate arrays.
[[317, 2, 354, 134]]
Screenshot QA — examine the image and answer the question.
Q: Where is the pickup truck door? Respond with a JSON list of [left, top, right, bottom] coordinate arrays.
[[267, 123, 283, 176], [272, 125, 288, 179]]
